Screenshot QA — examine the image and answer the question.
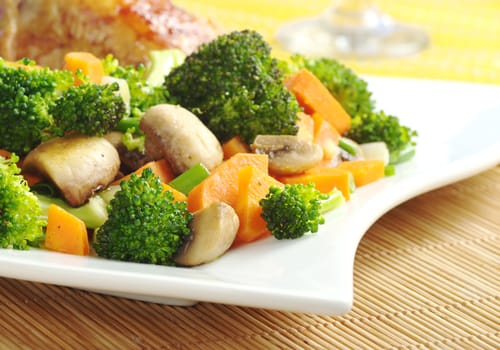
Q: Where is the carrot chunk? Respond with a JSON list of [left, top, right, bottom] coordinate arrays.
[[286, 69, 351, 134], [337, 160, 385, 187], [277, 166, 352, 200], [233, 165, 284, 246], [63, 52, 104, 85], [112, 159, 175, 186], [221, 136, 250, 160], [45, 204, 89, 256], [187, 153, 268, 213]]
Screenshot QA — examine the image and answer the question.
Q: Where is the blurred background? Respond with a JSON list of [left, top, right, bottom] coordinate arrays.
[[178, 0, 500, 84]]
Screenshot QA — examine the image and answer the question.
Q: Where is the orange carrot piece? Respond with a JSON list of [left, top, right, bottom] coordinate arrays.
[[233, 165, 284, 247], [112, 159, 175, 186], [0, 150, 43, 185], [285, 69, 351, 134], [0, 149, 11, 158], [277, 166, 352, 200], [187, 153, 268, 213], [162, 183, 187, 202], [311, 112, 341, 160], [4, 61, 42, 71], [296, 112, 315, 143], [63, 52, 104, 85], [45, 204, 89, 256], [221, 136, 250, 160], [337, 160, 385, 187], [22, 172, 44, 187]]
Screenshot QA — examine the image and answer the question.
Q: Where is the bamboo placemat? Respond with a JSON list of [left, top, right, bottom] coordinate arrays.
[[1, 167, 498, 349], [1, 1, 500, 349]]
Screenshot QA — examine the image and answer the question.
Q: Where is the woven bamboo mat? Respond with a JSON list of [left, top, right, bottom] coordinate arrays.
[[1, 166, 498, 349]]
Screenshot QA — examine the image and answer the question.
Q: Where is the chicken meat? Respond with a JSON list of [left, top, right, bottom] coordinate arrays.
[[0, 0, 218, 68]]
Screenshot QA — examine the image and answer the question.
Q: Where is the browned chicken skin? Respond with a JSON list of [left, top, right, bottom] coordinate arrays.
[[0, 0, 218, 68]]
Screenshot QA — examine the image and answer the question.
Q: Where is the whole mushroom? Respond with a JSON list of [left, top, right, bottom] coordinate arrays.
[[175, 202, 239, 266], [140, 104, 223, 175]]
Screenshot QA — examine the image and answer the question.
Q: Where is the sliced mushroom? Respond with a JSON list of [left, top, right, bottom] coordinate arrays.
[[250, 135, 323, 175], [139, 104, 223, 175], [22, 135, 120, 207], [175, 202, 239, 267]]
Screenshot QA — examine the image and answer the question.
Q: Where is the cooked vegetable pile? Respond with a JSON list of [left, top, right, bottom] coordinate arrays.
[[0, 30, 417, 266]]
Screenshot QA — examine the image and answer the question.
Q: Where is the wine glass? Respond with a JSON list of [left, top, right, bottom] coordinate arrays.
[[276, 0, 429, 58]]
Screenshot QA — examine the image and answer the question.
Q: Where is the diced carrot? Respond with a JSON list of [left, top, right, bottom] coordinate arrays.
[[296, 112, 315, 143], [0, 149, 11, 158], [285, 69, 351, 134], [311, 112, 341, 160], [112, 159, 175, 186], [337, 160, 385, 187], [187, 153, 268, 213], [221, 136, 250, 160], [0, 150, 43, 186], [45, 204, 89, 256], [63, 52, 104, 85], [22, 172, 44, 187], [277, 166, 352, 200], [233, 165, 284, 247], [162, 183, 187, 202], [4, 61, 41, 71]]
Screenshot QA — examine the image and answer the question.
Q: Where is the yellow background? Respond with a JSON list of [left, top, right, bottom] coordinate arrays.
[[177, 0, 500, 84]]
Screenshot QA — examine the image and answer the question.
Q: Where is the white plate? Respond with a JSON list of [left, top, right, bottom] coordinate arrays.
[[1, 77, 499, 315]]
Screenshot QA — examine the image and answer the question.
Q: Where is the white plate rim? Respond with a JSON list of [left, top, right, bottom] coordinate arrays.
[[1, 76, 499, 315]]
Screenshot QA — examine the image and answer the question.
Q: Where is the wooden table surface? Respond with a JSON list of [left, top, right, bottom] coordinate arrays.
[[1, 1, 499, 349]]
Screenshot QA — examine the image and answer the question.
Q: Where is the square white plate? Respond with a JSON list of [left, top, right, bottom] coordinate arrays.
[[1, 77, 499, 315]]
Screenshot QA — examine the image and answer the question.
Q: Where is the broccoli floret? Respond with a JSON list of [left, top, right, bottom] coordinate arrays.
[[345, 110, 418, 163], [260, 183, 344, 240], [0, 59, 74, 155], [164, 30, 300, 144], [282, 54, 417, 163], [50, 82, 126, 137], [102, 54, 167, 119], [285, 54, 375, 116], [0, 155, 45, 249], [94, 168, 193, 265]]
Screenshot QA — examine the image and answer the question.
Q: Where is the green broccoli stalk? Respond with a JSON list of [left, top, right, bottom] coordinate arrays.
[[35, 193, 108, 229], [101, 54, 168, 119], [0, 155, 45, 249], [50, 82, 126, 137], [102, 53, 170, 153], [94, 168, 193, 265], [164, 30, 300, 144], [260, 183, 344, 240], [0, 58, 74, 155]]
